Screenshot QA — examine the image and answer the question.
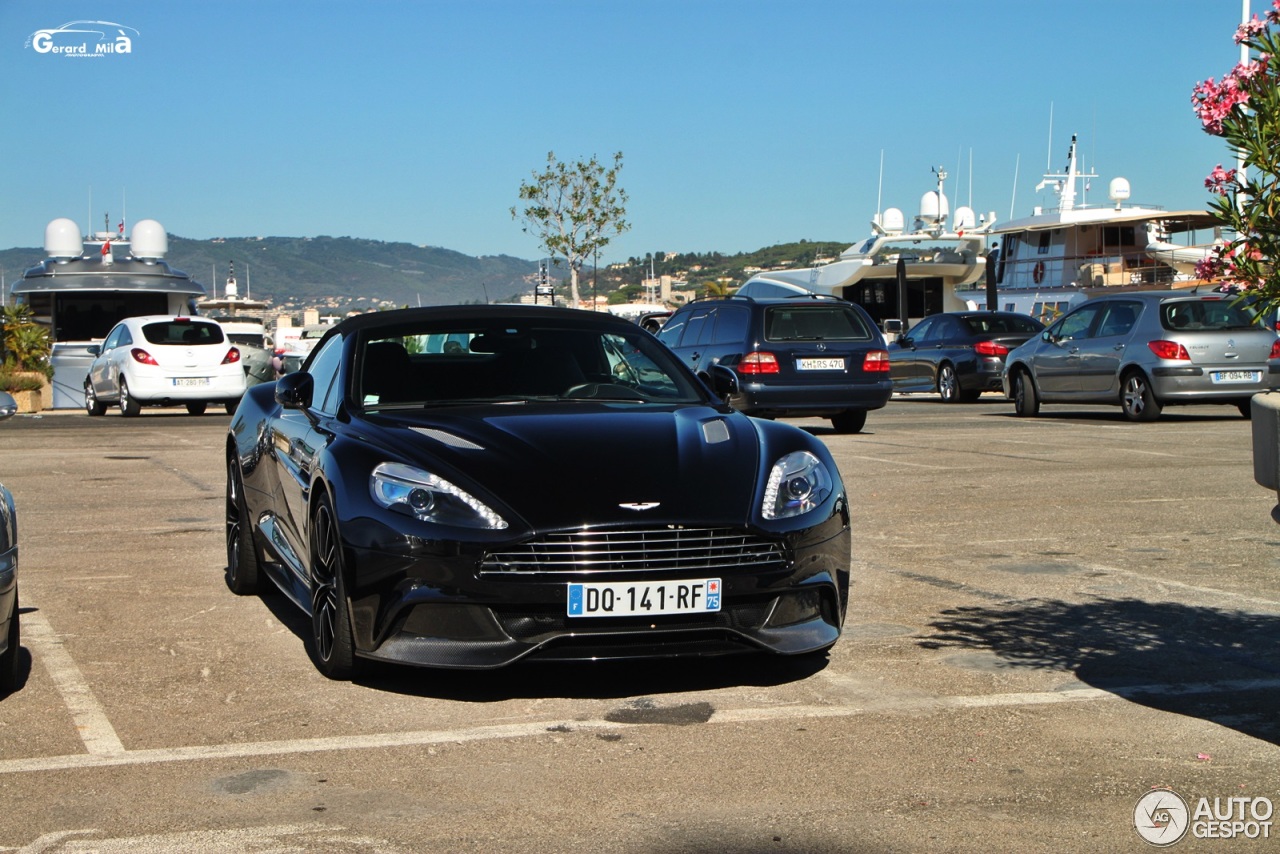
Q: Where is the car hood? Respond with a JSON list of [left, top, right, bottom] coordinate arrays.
[[359, 404, 764, 530]]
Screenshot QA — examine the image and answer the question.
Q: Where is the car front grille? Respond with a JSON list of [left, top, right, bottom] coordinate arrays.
[[479, 526, 786, 576]]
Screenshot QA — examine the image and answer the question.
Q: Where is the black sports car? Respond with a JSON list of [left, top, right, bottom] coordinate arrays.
[[226, 305, 850, 678]]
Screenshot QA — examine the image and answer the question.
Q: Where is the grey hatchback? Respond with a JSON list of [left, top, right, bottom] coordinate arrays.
[[1003, 290, 1280, 421]]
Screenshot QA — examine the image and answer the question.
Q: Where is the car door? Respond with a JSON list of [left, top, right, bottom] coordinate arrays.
[[890, 315, 936, 391], [271, 334, 343, 584], [1030, 304, 1103, 396], [1077, 300, 1141, 395], [661, 306, 716, 373], [698, 305, 751, 372], [90, 323, 129, 399]]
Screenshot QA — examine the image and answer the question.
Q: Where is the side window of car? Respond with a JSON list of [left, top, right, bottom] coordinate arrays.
[[118, 326, 134, 347], [904, 316, 933, 345], [656, 313, 688, 348], [926, 316, 958, 342], [1054, 306, 1101, 340], [1097, 302, 1140, 337], [307, 335, 344, 415], [682, 308, 715, 347], [102, 325, 123, 350], [711, 306, 750, 345]]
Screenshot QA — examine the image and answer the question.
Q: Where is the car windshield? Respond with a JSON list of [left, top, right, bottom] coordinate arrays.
[[1163, 299, 1263, 331], [357, 320, 705, 409], [141, 320, 225, 346], [962, 315, 1043, 334], [764, 306, 875, 341]]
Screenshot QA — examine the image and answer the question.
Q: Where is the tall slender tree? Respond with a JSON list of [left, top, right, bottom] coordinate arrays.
[[511, 152, 630, 308]]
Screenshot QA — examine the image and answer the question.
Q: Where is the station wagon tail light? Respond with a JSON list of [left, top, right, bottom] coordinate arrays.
[[1148, 340, 1191, 360], [130, 348, 158, 366], [1270, 339, 1280, 360], [739, 352, 780, 374], [221, 347, 242, 365], [974, 340, 1009, 357], [863, 350, 890, 372]]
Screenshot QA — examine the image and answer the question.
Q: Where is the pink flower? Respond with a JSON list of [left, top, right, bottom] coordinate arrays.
[[1204, 164, 1238, 195], [1269, 0, 1280, 25], [1235, 14, 1266, 44]]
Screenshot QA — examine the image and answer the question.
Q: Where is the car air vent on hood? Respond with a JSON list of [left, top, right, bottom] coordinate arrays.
[[702, 419, 731, 444], [410, 427, 483, 450]]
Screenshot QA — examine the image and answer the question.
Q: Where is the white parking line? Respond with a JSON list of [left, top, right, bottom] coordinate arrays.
[[21, 612, 125, 756], [1, 675, 1276, 776]]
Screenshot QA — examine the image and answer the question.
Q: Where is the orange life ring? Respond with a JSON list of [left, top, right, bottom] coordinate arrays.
[[1032, 261, 1045, 284]]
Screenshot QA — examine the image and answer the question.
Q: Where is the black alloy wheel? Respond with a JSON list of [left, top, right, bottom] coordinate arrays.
[[225, 457, 260, 595], [1013, 371, 1039, 417], [308, 493, 357, 680]]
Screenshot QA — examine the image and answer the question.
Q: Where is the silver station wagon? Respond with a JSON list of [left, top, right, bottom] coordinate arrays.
[[1002, 290, 1280, 421]]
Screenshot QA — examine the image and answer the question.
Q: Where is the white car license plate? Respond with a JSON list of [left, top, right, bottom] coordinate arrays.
[[797, 358, 845, 371], [567, 578, 721, 617], [172, 377, 210, 387], [1211, 370, 1260, 384]]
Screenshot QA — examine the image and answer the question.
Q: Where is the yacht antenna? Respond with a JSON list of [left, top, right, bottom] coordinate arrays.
[[1009, 153, 1020, 220], [876, 149, 884, 220]]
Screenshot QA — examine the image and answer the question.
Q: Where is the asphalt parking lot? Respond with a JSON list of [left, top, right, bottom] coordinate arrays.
[[0, 397, 1277, 852]]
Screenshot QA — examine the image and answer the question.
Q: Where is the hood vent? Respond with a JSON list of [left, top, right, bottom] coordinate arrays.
[[410, 427, 483, 450]]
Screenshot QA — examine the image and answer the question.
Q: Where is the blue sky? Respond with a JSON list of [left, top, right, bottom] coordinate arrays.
[[0, 0, 1253, 265]]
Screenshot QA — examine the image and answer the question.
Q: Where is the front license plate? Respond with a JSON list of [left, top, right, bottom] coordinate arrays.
[[1211, 370, 1260, 384], [797, 358, 845, 371], [172, 377, 210, 387], [567, 578, 721, 617]]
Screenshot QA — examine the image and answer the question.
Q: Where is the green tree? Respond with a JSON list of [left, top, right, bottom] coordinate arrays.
[[511, 151, 630, 308], [1191, 9, 1280, 311]]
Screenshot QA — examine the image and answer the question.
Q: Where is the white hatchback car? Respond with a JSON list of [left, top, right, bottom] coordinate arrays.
[[84, 316, 248, 416]]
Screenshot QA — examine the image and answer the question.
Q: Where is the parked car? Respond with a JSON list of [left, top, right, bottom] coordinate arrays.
[[0, 391, 20, 694], [225, 305, 851, 678], [212, 316, 275, 387], [888, 311, 1045, 402], [655, 294, 891, 433], [1003, 291, 1280, 421], [84, 315, 248, 416], [273, 323, 330, 376]]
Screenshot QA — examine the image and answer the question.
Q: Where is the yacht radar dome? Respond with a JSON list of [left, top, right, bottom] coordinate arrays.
[[1109, 177, 1131, 210], [919, 191, 949, 224], [130, 219, 168, 261], [953, 206, 976, 232], [44, 218, 83, 261], [877, 207, 905, 235]]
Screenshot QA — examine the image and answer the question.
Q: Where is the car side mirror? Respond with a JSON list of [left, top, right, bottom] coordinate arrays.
[[275, 371, 314, 410], [87, 344, 101, 357], [0, 391, 16, 420], [706, 364, 739, 400]]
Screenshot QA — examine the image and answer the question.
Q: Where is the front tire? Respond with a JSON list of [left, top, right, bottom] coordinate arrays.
[[225, 457, 261, 595], [1121, 371, 1161, 422], [308, 492, 357, 680], [118, 379, 141, 417], [1013, 371, 1039, 417], [84, 382, 106, 416], [830, 409, 867, 434], [937, 364, 959, 403], [0, 591, 19, 695]]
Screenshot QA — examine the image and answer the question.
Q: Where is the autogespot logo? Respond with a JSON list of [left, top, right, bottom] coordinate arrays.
[[25, 20, 137, 57], [1135, 788, 1275, 845]]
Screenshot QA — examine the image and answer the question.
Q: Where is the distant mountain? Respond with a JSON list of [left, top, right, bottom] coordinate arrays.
[[0, 235, 858, 308], [0, 235, 538, 308]]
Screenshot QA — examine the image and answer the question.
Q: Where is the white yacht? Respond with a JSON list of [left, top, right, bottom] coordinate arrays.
[[738, 168, 998, 333], [12, 218, 207, 408], [987, 134, 1221, 322]]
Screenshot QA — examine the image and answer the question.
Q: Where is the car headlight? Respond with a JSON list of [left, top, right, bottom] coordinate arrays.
[[371, 462, 508, 530], [762, 451, 834, 520]]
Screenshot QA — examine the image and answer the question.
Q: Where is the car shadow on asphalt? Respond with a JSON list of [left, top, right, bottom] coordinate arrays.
[[917, 597, 1280, 745], [253, 588, 830, 701]]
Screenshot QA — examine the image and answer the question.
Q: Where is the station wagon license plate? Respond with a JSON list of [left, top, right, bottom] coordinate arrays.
[[1211, 370, 1261, 384], [567, 578, 721, 617], [797, 358, 845, 371], [172, 377, 210, 387]]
